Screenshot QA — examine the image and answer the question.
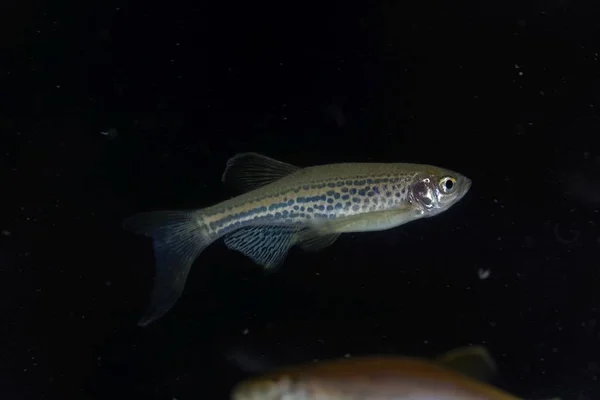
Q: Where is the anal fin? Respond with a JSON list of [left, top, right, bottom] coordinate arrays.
[[224, 225, 302, 269]]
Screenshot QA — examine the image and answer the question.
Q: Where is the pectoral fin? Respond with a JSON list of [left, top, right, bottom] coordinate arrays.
[[297, 232, 341, 252], [434, 345, 497, 383], [310, 206, 423, 235]]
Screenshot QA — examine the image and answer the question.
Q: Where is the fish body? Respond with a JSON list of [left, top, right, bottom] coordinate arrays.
[[231, 346, 559, 400], [124, 153, 471, 326], [204, 161, 467, 238]]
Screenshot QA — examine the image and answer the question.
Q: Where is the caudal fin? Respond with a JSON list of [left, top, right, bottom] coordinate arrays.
[[123, 210, 212, 326]]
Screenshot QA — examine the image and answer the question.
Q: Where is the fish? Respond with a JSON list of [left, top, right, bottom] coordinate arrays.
[[123, 152, 472, 326], [231, 346, 560, 400]]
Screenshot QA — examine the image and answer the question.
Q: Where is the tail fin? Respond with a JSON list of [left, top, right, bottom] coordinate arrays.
[[123, 210, 212, 326]]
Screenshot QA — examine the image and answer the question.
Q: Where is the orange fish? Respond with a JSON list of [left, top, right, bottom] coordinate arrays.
[[231, 346, 560, 400]]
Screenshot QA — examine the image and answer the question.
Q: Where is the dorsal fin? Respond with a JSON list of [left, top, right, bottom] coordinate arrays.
[[434, 345, 497, 383], [221, 152, 301, 193]]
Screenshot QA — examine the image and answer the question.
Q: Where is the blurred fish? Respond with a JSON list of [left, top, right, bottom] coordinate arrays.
[[124, 153, 471, 326], [321, 102, 347, 128], [232, 346, 559, 400], [558, 167, 600, 207]]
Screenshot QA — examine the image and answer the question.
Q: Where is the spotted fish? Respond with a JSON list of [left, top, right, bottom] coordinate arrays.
[[232, 346, 561, 400], [124, 153, 472, 326]]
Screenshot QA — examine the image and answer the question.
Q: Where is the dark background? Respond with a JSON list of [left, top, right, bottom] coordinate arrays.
[[1, 0, 599, 399]]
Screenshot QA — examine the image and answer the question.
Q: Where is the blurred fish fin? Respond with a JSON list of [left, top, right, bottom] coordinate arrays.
[[297, 231, 341, 252], [529, 398, 562, 400], [123, 210, 213, 327], [221, 152, 300, 192], [224, 225, 302, 270], [435, 345, 497, 382], [225, 346, 272, 374]]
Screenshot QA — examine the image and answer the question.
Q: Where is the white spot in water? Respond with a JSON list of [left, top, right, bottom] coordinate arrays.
[[242, 328, 249, 335], [344, 353, 351, 358], [2, 230, 11, 236], [105, 281, 111, 287], [514, 64, 520, 69], [478, 268, 491, 279], [100, 128, 118, 138]]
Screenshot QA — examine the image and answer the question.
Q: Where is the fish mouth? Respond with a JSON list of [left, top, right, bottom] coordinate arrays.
[[455, 177, 472, 202], [464, 177, 472, 192]]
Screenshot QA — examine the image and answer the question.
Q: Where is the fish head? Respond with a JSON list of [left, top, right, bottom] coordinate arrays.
[[409, 166, 472, 217], [232, 375, 296, 400]]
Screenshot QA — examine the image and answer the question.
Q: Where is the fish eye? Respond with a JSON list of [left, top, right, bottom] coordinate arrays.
[[439, 177, 456, 193]]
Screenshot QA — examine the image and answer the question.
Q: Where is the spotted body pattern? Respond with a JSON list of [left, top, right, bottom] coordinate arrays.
[[202, 169, 417, 238], [123, 153, 471, 326]]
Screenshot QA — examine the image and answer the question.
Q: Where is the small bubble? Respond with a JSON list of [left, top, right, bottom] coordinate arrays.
[[478, 268, 491, 280], [100, 128, 118, 138]]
